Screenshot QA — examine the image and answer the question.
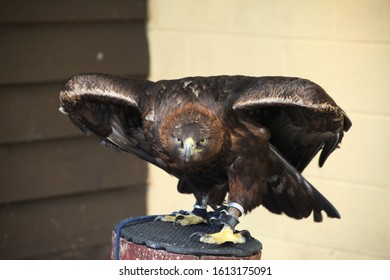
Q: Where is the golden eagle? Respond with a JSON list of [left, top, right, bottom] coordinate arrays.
[[59, 74, 351, 244]]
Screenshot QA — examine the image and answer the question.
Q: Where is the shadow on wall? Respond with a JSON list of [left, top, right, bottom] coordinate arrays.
[[0, 0, 149, 260]]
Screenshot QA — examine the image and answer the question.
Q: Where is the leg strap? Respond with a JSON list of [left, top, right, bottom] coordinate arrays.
[[192, 206, 208, 219], [220, 214, 240, 229]]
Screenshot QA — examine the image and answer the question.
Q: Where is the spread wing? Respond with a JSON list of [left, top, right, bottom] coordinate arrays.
[[230, 76, 352, 172], [59, 73, 170, 172], [228, 76, 351, 221]]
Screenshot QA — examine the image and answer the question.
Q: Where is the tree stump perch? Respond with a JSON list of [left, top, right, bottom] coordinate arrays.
[[111, 216, 262, 260]]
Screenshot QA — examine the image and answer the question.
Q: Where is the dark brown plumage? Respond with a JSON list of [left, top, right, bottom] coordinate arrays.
[[59, 73, 351, 244]]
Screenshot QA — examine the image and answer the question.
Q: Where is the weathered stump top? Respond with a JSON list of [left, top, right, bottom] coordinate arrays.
[[111, 216, 262, 260]]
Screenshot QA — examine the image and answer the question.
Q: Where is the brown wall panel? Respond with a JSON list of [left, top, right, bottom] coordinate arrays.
[[0, 0, 147, 23], [0, 137, 148, 204], [0, 83, 78, 144], [0, 23, 148, 85], [0, 186, 146, 259], [0, 0, 149, 259]]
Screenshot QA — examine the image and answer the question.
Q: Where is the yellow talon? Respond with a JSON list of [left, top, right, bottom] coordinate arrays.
[[200, 226, 246, 244], [159, 212, 206, 226]]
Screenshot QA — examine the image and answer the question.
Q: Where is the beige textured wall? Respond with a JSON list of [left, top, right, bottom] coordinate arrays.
[[146, 0, 390, 259]]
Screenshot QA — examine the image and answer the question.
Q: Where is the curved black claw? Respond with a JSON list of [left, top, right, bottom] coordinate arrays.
[[237, 229, 252, 240], [189, 231, 206, 241], [174, 215, 185, 225], [154, 215, 164, 221]]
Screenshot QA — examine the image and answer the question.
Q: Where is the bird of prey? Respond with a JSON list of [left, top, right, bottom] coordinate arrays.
[[59, 73, 351, 244]]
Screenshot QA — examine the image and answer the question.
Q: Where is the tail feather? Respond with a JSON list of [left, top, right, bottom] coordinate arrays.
[[311, 184, 340, 221], [263, 145, 340, 222]]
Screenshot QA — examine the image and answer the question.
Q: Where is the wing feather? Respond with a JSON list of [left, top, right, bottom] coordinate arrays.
[[263, 146, 340, 221], [224, 76, 348, 221], [229, 76, 351, 171], [59, 73, 170, 172]]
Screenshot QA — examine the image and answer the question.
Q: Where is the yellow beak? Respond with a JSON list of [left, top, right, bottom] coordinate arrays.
[[183, 137, 195, 162]]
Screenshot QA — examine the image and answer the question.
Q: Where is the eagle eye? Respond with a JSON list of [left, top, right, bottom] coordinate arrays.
[[198, 138, 208, 146], [175, 137, 183, 147]]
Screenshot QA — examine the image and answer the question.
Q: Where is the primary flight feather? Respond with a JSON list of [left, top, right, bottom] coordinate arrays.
[[60, 74, 351, 244]]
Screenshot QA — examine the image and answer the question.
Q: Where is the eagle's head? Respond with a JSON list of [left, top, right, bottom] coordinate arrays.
[[160, 103, 224, 166]]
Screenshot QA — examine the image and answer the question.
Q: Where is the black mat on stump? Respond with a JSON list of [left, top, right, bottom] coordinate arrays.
[[115, 216, 262, 257]]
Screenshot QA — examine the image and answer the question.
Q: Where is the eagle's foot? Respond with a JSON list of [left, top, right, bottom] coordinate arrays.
[[157, 212, 206, 226], [199, 225, 246, 244]]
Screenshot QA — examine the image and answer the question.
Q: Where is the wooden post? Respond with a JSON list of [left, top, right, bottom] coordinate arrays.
[[110, 216, 262, 260]]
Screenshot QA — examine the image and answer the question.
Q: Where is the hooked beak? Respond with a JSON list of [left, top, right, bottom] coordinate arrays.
[[183, 137, 195, 162]]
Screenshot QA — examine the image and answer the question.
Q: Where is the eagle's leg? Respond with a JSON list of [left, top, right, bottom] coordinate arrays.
[[157, 195, 208, 226], [199, 203, 246, 244]]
